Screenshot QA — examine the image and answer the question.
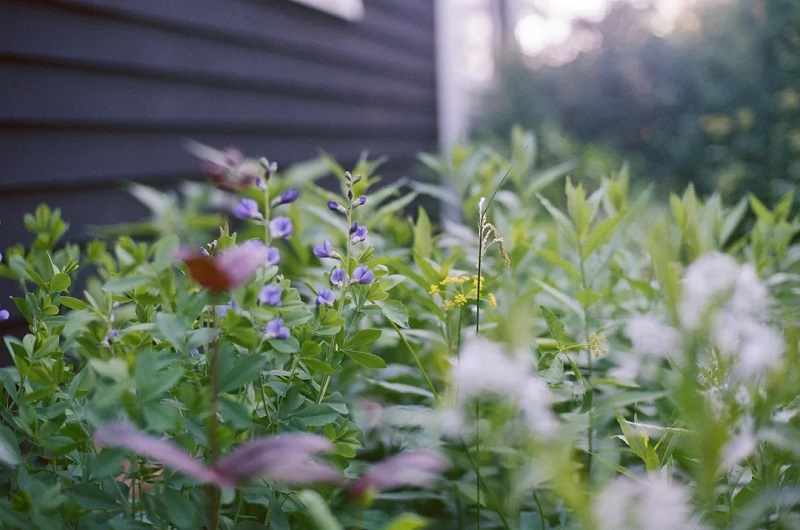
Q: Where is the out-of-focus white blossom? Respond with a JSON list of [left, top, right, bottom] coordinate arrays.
[[721, 417, 757, 470], [454, 336, 530, 400], [626, 316, 681, 358], [680, 253, 784, 379], [680, 252, 741, 328], [449, 336, 557, 438], [712, 315, 784, 378], [595, 475, 704, 530]]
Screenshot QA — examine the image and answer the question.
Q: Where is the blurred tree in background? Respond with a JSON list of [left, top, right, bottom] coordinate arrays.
[[477, 0, 800, 204]]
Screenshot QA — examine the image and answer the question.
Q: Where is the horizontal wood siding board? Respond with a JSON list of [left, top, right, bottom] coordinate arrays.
[[368, 0, 436, 29], [0, 62, 435, 126], [32, 0, 435, 79], [1, 3, 434, 98], [0, 129, 435, 190]]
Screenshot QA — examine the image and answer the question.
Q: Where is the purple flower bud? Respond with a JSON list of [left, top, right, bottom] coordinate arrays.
[[350, 223, 368, 244], [354, 196, 367, 207], [266, 247, 280, 266], [327, 200, 344, 214], [347, 188, 353, 200], [216, 299, 238, 317], [233, 198, 260, 219], [316, 288, 335, 307], [265, 318, 290, 340], [352, 265, 374, 285], [269, 217, 294, 239], [0, 309, 8, 321], [330, 268, 348, 287], [352, 174, 362, 184], [313, 240, 334, 259], [258, 285, 282, 306], [272, 188, 299, 207], [102, 328, 119, 346], [260, 157, 277, 175]]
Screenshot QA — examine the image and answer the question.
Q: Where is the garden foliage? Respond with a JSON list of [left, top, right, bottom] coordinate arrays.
[[1, 132, 799, 529]]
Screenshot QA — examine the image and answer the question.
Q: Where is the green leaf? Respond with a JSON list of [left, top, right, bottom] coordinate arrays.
[[60, 296, 86, 310], [303, 358, 335, 375], [89, 358, 129, 382], [413, 207, 433, 259], [376, 300, 409, 328], [540, 306, 570, 347], [534, 247, 580, 278], [220, 355, 269, 393], [536, 193, 574, 235], [615, 411, 660, 472], [104, 274, 151, 293], [345, 329, 382, 351], [69, 483, 120, 510], [155, 312, 187, 350], [343, 349, 386, 369], [0, 426, 21, 466], [299, 340, 323, 358], [575, 289, 602, 308], [49, 272, 71, 293], [290, 404, 340, 427], [152, 234, 180, 272], [297, 490, 344, 530], [583, 215, 621, 256]]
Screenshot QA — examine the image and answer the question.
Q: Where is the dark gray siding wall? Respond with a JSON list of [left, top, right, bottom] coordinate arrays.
[[0, 0, 437, 248]]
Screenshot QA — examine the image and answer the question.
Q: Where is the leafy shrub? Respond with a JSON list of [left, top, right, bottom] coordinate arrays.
[[1, 133, 799, 529]]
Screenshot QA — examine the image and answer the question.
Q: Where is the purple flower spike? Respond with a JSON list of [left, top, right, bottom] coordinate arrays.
[[0, 309, 8, 321], [328, 200, 345, 214], [316, 288, 335, 307], [353, 265, 374, 285], [313, 240, 335, 259], [269, 217, 294, 239], [354, 196, 367, 207], [330, 268, 348, 287], [266, 247, 280, 266], [265, 318, 290, 340], [232, 198, 260, 219], [350, 223, 368, 244], [259, 285, 282, 307], [94, 421, 340, 488], [272, 188, 299, 207], [348, 450, 449, 498]]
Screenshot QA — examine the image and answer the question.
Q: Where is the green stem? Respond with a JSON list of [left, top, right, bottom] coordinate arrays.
[[263, 182, 272, 246], [206, 307, 222, 529], [578, 244, 594, 481], [533, 491, 547, 529], [316, 196, 354, 404], [388, 320, 438, 399]]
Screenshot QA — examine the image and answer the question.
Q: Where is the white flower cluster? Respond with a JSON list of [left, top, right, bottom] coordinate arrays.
[[595, 475, 705, 530], [447, 336, 558, 438], [625, 252, 784, 379]]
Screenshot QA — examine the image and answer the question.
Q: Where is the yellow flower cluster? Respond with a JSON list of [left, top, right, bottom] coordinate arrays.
[[588, 332, 608, 358], [429, 274, 497, 312]]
